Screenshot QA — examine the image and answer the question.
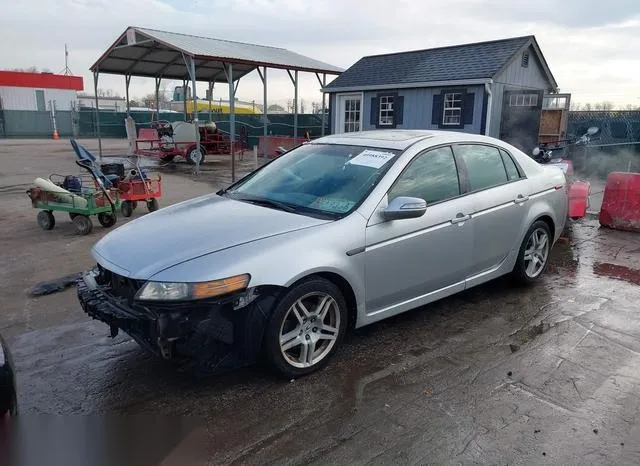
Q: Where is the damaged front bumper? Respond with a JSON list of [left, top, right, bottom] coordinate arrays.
[[76, 267, 277, 372]]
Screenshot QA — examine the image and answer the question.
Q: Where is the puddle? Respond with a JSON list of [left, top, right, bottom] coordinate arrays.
[[593, 262, 640, 286]]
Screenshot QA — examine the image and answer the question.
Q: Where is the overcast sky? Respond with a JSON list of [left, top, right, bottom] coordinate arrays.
[[2, 0, 639, 108]]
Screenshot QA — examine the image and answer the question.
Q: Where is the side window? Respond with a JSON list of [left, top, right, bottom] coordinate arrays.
[[456, 144, 508, 191], [499, 149, 522, 181], [388, 146, 461, 204]]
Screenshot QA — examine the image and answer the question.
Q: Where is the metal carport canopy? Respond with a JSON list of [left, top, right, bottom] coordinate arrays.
[[89, 26, 343, 180]]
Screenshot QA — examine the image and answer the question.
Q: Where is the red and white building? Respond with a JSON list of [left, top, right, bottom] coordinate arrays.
[[0, 71, 84, 111]]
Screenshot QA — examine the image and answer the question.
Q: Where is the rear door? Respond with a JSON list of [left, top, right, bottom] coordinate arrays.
[[452, 143, 529, 279]]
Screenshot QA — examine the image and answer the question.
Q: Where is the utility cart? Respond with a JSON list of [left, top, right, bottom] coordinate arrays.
[[26, 159, 120, 235]]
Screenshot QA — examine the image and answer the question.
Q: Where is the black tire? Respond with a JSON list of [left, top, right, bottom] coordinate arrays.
[[37, 211, 55, 230], [511, 220, 552, 285], [73, 215, 93, 235], [68, 213, 78, 220], [98, 212, 117, 228], [147, 198, 159, 212], [160, 155, 175, 163], [263, 277, 347, 379], [121, 201, 133, 218], [185, 146, 205, 165]]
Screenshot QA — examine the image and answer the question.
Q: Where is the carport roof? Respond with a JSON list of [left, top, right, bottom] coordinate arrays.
[[90, 27, 344, 82]]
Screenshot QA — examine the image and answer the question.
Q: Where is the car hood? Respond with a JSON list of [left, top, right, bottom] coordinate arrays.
[[91, 193, 331, 279]]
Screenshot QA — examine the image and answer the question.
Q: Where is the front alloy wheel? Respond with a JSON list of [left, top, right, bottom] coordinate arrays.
[[264, 277, 347, 378], [524, 227, 550, 278], [512, 220, 552, 284]]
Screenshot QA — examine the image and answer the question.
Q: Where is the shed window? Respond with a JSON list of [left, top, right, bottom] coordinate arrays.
[[521, 51, 529, 68], [443, 92, 462, 125], [379, 95, 394, 126], [509, 93, 538, 107]]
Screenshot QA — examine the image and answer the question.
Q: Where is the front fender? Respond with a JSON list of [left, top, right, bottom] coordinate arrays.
[[148, 214, 368, 315]]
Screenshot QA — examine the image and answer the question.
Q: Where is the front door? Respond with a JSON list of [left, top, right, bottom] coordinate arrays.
[[336, 94, 362, 134], [363, 145, 474, 320]]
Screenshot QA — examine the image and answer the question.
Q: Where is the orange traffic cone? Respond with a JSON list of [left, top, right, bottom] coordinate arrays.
[[53, 129, 59, 140]]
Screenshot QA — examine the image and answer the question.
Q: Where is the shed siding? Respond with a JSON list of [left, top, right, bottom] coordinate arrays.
[[0, 87, 77, 111], [362, 86, 485, 134], [488, 44, 553, 138]]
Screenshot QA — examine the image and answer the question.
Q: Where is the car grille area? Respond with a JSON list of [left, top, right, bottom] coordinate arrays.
[[95, 263, 142, 303]]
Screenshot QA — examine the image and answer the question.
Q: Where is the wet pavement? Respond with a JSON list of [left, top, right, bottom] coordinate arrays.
[[2, 139, 640, 465], [5, 217, 639, 465]]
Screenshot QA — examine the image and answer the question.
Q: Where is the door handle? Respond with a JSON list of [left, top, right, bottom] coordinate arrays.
[[514, 195, 530, 204], [451, 213, 471, 224]]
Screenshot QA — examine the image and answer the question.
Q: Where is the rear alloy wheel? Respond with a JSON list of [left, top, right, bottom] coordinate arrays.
[[512, 220, 551, 284], [264, 277, 347, 378]]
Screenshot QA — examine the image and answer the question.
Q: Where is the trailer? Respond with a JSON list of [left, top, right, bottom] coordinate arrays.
[[132, 120, 247, 164]]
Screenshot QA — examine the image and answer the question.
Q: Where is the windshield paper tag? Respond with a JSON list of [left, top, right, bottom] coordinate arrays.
[[347, 150, 395, 169]]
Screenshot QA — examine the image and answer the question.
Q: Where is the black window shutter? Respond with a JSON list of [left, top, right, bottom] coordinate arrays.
[[432, 94, 444, 125], [394, 96, 404, 127], [370, 97, 379, 126], [462, 92, 475, 125]]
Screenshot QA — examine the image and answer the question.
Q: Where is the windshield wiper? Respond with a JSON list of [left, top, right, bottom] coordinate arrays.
[[228, 193, 300, 214]]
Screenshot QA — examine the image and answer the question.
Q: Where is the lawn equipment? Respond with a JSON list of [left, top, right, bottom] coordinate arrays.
[[532, 126, 600, 220], [132, 120, 247, 164], [70, 139, 163, 218], [26, 158, 120, 235]]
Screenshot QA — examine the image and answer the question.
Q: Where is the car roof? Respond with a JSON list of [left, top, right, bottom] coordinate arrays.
[[311, 129, 511, 151]]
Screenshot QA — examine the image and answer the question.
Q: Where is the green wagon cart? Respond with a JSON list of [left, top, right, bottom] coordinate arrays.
[[26, 159, 121, 235]]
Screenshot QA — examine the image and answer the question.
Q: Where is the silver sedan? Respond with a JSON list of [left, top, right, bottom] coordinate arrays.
[[77, 130, 568, 378]]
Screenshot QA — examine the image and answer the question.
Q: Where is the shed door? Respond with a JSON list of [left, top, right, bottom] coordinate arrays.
[[499, 90, 543, 153], [35, 90, 46, 111], [335, 94, 362, 133]]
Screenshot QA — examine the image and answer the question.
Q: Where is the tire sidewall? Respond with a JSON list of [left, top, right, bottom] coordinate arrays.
[[264, 277, 348, 378], [513, 220, 552, 284]]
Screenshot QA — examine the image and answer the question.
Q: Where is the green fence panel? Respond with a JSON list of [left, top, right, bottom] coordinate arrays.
[[2, 110, 52, 137], [76, 110, 329, 141]]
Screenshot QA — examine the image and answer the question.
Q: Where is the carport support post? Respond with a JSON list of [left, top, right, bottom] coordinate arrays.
[[154, 77, 161, 123], [257, 66, 268, 158], [228, 63, 236, 182], [125, 74, 131, 115], [294, 70, 298, 140], [92, 70, 102, 159], [182, 80, 188, 121], [208, 81, 214, 122], [316, 72, 327, 136], [185, 55, 201, 160]]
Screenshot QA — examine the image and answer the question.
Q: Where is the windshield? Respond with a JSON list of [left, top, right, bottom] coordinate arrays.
[[222, 143, 401, 219]]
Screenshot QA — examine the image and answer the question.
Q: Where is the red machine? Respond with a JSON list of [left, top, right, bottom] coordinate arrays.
[[117, 174, 163, 217], [599, 171, 640, 232], [133, 120, 246, 165], [532, 127, 600, 220]]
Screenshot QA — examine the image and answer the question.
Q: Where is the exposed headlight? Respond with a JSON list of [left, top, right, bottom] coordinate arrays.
[[135, 274, 251, 301]]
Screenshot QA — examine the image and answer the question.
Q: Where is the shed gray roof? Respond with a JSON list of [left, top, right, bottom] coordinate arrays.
[[324, 35, 556, 92], [91, 27, 343, 82]]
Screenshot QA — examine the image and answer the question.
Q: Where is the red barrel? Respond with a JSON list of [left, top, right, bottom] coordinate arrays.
[[568, 180, 590, 219], [599, 171, 640, 232]]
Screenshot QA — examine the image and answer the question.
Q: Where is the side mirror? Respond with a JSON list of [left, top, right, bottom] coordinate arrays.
[[587, 126, 599, 136], [532, 147, 541, 156], [382, 196, 427, 220]]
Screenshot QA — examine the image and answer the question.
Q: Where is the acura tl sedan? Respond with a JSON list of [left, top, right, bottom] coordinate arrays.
[[77, 130, 567, 378]]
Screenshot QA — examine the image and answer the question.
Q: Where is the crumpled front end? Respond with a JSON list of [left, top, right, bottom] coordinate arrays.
[[76, 264, 279, 373]]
